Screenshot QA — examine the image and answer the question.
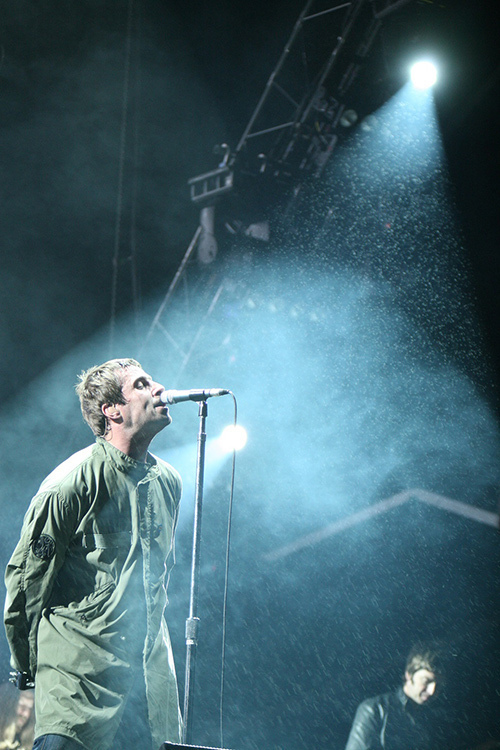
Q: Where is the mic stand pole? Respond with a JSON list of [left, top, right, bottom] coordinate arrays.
[[182, 399, 208, 745]]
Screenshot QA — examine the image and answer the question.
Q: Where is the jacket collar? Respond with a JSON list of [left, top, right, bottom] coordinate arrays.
[[96, 436, 158, 476], [396, 686, 409, 708]]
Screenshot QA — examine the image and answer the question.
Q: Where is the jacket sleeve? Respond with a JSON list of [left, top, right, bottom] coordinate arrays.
[[4, 489, 79, 679], [345, 699, 382, 750]]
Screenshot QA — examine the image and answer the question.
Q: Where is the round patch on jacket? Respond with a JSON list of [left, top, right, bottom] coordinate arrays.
[[31, 534, 56, 560]]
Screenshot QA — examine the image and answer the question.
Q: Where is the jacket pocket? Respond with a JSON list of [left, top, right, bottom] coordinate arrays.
[[82, 531, 131, 550], [52, 580, 116, 626]]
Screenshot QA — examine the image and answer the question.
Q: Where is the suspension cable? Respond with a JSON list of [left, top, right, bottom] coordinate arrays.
[[109, 0, 135, 353]]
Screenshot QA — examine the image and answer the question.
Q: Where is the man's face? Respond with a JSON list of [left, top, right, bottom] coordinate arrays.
[[15, 692, 34, 731], [403, 668, 437, 705], [112, 365, 171, 441]]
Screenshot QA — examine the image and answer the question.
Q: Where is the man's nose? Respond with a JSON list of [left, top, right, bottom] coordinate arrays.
[[426, 681, 436, 696], [151, 381, 165, 395]]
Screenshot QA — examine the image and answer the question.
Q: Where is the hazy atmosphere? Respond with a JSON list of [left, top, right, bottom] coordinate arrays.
[[1, 2, 499, 749]]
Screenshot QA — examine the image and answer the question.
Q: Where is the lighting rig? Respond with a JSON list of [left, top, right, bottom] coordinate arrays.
[[189, 0, 416, 256], [143, 0, 415, 370]]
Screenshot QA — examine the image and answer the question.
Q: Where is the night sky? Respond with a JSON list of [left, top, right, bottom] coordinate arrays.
[[1, 2, 499, 749]]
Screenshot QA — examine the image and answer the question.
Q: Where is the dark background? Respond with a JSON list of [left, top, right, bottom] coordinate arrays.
[[0, 2, 499, 749]]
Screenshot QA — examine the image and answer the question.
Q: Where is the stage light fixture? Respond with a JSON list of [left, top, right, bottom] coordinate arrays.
[[219, 424, 248, 452], [410, 60, 437, 90]]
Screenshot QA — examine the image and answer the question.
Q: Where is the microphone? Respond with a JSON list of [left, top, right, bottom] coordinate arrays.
[[160, 388, 230, 405]]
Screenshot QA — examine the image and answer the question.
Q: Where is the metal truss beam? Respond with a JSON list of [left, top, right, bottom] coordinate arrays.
[[144, 0, 415, 365]]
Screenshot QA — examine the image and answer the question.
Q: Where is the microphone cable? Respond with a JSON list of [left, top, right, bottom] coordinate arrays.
[[218, 391, 238, 749]]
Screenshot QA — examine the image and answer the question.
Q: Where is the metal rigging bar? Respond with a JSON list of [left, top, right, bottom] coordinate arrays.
[[188, 0, 409, 209], [144, 0, 414, 365], [233, 0, 316, 156]]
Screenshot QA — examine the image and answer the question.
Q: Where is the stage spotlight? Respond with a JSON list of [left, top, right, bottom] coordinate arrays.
[[340, 109, 358, 128], [410, 60, 437, 90], [219, 424, 248, 452]]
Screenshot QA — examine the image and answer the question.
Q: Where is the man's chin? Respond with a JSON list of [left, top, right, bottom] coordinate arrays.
[[158, 411, 172, 427], [154, 405, 172, 424]]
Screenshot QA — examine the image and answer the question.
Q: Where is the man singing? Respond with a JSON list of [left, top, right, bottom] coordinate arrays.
[[4, 358, 183, 750]]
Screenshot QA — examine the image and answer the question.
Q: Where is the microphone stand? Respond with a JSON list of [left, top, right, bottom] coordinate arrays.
[[182, 399, 208, 744]]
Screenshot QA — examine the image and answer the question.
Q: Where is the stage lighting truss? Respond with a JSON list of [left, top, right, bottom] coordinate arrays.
[[189, 0, 414, 206], [142, 0, 417, 377]]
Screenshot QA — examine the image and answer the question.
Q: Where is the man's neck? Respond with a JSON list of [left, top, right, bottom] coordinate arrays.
[[104, 431, 149, 462]]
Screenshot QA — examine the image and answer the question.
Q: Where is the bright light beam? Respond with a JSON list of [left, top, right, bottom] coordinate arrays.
[[410, 60, 438, 90], [219, 424, 248, 453]]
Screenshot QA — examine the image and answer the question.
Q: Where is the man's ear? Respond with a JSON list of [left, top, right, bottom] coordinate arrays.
[[102, 403, 121, 422]]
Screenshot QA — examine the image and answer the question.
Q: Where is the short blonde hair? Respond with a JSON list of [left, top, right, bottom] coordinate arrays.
[[75, 358, 141, 436]]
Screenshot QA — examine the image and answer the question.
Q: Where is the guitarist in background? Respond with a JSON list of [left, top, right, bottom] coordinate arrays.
[[345, 645, 442, 750]]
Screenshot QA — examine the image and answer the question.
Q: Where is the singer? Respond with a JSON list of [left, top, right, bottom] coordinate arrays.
[[4, 358, 183, 750]]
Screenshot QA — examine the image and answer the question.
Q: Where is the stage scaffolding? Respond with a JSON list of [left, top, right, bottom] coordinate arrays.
[[140, 0, 415, 380]]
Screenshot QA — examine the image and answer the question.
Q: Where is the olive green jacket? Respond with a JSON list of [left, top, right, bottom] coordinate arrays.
[[4, 438, 183, 750]]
